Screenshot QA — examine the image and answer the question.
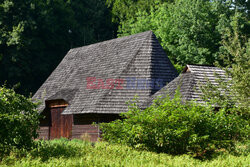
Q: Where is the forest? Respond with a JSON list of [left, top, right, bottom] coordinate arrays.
[[0, 0, 249, 96]]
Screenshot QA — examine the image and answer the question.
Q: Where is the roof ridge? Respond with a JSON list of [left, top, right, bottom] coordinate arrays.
[[69, 31, 153, 52], [184, 64, 222, 73], [79, 31, 154, 113], [187, 64, 217, 67]]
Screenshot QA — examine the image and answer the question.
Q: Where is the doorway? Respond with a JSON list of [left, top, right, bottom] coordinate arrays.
[[46, 99, 72, 139]]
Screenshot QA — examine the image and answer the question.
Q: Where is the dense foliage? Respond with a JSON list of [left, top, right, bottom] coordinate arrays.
[[110, 0, 249, 66], [0, 86, 40, 157], [201, 12, 250, 115], [100, 92, 249, 158], [0, 139, 249, 166], [1, 0, 249, 94], [0, 0, 116, 95]]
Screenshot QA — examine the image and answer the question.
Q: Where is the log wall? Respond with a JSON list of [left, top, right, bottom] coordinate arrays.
[[38, 108, 50, 140], [72, 114, 120, 141], [38, 111, 120, 142]]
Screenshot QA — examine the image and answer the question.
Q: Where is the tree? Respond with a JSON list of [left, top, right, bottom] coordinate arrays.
[[0, 0, 116, 95], [231, 0, 250, 17], [117, 0, 237, 66], [113, 0, 250, 67], [106, 0, 173, 24], [201, 12, 250, 114], [0, 86, 40, 156]]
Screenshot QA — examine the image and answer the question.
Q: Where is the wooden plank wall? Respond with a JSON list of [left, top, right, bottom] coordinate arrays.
[[38, 108, 51, 140], [50, 107, 73, 139], [72, 114, 120, 141], [38, 102, 120, 141], [38, 99, 69, 140]]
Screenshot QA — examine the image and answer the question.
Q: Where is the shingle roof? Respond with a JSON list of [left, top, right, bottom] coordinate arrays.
[[33, 31, 178, 114], [142, 64, 227, 108]]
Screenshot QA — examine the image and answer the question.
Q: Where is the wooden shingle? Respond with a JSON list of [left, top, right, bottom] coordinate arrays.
[[33, 31, 178, 114], [143, 64, 228, 107]]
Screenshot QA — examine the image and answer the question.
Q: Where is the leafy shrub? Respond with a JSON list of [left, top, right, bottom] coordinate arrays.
[[0, 86, 40, 157], [100, 91, 249, 158]]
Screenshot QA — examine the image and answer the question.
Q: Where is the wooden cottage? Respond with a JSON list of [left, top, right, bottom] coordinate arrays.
[[33, 31, 178, 141], [143, 64, 227, 107]]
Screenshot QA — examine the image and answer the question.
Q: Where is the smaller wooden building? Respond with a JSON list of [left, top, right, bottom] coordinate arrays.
[[142, 64, 227, 107]]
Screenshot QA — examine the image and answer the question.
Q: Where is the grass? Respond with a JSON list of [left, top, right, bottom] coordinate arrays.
[[0, 139, 249, 167]]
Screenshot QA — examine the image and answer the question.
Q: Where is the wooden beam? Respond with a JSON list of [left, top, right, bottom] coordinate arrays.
[[46, 99, 68, 108]]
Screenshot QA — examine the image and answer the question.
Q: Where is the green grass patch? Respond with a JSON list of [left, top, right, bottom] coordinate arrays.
[[0, 139, 249, 167]]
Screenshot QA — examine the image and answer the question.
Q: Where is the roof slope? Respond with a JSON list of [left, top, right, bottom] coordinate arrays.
[[142, 65, 227, 108], [33, 31, 178, 114]]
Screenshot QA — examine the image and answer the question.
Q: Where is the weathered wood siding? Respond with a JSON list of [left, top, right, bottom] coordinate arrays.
[[38, 110, 119, 141], [38, 99, 72, 140], [38, 126, 50, 140], [72, 114, 120, 141], [38, 108, 50, 140], [50, 107, 73, 139]]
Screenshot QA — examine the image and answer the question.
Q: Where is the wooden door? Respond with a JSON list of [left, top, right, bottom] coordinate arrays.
[[50, 107, 72, 139]]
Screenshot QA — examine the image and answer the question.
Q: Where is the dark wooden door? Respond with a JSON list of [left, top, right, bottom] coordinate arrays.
[[50, 107, 72, 139]]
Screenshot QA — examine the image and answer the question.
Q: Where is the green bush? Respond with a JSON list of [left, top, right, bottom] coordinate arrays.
[[0, 86, 40, 157], [100, 91, 249, 158]]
